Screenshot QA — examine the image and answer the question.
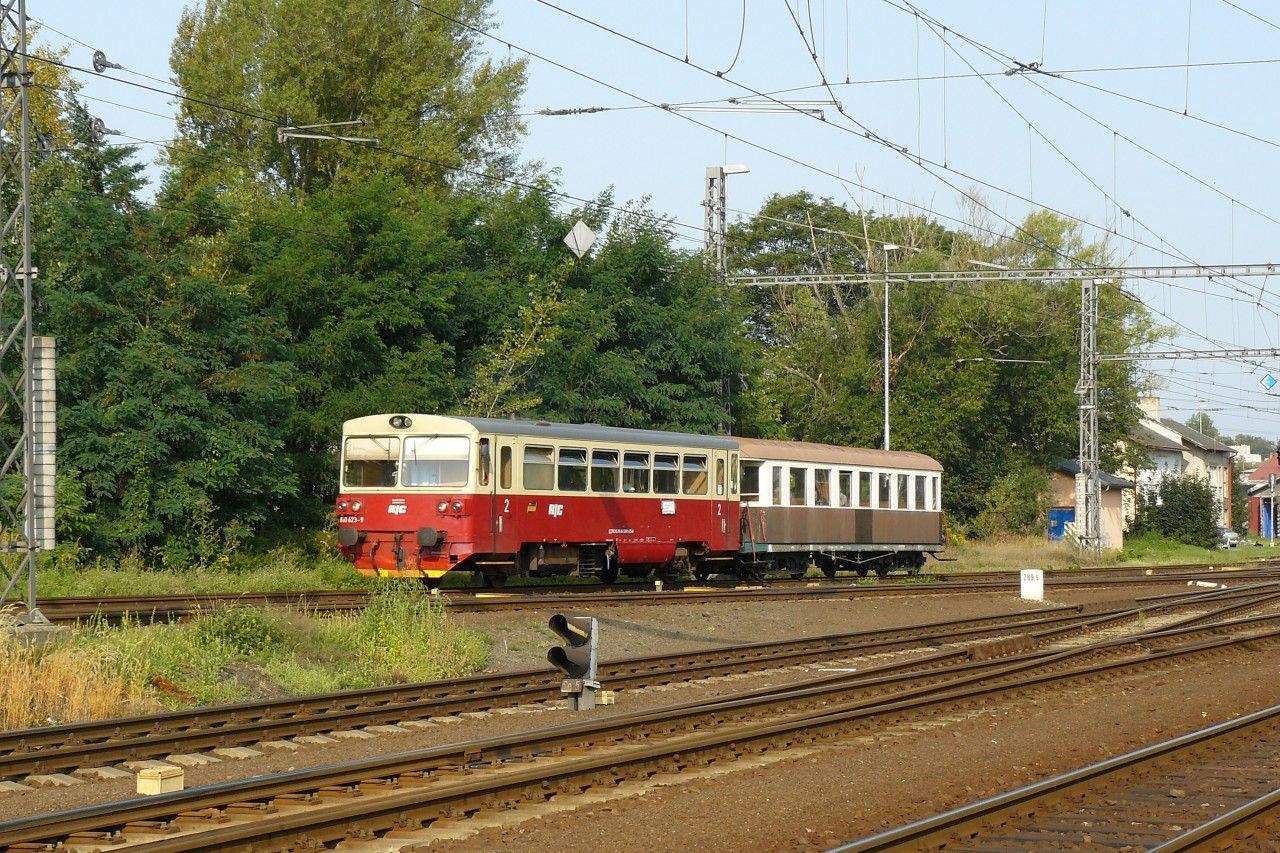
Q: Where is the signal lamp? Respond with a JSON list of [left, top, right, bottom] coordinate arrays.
[[547, 614, 600, 710]]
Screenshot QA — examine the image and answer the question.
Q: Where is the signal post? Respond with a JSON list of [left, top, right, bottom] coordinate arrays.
[[547, 614, 602, 710]]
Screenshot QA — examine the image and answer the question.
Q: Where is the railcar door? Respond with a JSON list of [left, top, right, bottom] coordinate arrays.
[[493, 437, 517, 554]]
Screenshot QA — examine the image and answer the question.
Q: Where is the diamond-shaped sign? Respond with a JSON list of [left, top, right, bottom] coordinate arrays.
[[1264, 374, 1277, 392]]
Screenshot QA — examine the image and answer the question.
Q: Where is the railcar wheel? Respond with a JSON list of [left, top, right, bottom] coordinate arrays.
[[874, 564, 890, 578], [482, 568, 508, 589], [855, 566, 869, 578]]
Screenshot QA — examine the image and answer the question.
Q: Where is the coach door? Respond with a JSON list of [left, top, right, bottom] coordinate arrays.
[[493, 436, 516, 554]]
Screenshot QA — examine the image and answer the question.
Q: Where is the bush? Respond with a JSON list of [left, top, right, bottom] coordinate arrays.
[[972, 459, 1051, 538], [1131, 475, 1219, 549]]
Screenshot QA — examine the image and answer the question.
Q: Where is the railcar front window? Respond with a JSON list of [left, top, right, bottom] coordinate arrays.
[[401, 436, 470, 487], [524, 446, 554, 490], [683, 455, 708, 495], [343, 436, 399, 487], [591, 450, 620, 493], [814, 469, 831, 506], [558, 448, 588, 492], [790, 467, 807, 506], [654, 453, 679, 495], [623, 452, 650, 493]]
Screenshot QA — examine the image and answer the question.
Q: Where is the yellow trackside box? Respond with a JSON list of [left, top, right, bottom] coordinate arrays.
[[137, 765, 184, 795]]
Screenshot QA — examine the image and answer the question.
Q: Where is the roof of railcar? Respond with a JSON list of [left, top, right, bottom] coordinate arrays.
[[346, 414, 738, 451], [734, 437, 943, 472]]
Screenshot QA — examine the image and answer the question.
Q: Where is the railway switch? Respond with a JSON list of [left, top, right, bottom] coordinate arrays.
[[547, 614, 600, 710]]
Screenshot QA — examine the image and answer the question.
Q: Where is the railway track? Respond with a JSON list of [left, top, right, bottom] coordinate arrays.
[[22, 559, 1280, 624], [838, 703, 1280, 851], [8, 585, 1264, 785], [3, 588, 1278, 851]]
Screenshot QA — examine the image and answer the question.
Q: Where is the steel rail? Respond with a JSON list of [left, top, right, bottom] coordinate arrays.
[[834, 704, 1280, 852], [3, 607, 1279, 851], [3, 583, 1268, 784]]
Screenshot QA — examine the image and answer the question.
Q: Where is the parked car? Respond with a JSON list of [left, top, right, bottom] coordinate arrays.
[[1217, 527, 1242, 548]]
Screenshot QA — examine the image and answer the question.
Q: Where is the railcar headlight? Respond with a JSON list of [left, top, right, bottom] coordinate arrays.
[[437, 501, 449, 513], [451, 500, 464, 513], [337, 499, 348, 510], [350, 500, 362, 512], [389, 415, 413, 429]]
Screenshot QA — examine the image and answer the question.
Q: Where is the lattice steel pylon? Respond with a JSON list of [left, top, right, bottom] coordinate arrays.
[[1075, 277, 1102, 560], [0, 0, 46, 622]]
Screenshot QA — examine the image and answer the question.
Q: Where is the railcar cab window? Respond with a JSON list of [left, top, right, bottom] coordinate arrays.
[[878, 473, 891, 509], [741, 461, 761, 502], [814, 468, 831, 506], [790, 467, 807, 506], [623, 452, 650, 493], [558, 448, 588, 491], [683, 455, 709, 495], [343, 436, 399, 487], [591, 450, 620, 493], [524, 446, 554, 490], [401, 436, 469, 487], [653, 453, 680, 495]]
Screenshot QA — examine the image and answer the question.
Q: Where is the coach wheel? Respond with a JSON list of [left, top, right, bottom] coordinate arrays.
[[482, 568, 507, 589], [874, 564, 890, 578], [855, 566, 869, 578], [693, 565, 711, 582], [599, 565, 620, 584]]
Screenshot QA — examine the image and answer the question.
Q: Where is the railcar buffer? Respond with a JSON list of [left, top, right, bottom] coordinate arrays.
[[547, 614, 600, 710]]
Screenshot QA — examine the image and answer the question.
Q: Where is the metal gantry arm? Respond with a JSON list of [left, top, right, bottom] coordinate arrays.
[[730, 261, 1280, 288]]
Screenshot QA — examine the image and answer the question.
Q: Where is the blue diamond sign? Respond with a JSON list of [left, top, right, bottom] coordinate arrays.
[[1264, 374, 1277, 392]]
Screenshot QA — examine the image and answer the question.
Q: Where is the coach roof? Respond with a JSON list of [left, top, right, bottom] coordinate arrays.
[[735, 437, 943, 472], [450, 417, 739, 451]]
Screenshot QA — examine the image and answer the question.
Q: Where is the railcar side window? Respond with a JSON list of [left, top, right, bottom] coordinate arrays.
[[790, 467, 807, 506], [932, 475, 940, 510], [558, 448, 588, 492], [623, 452, 650, 493], [654, 453, 680, 495], [896, 474, 909, 509], [478, 439, 490, 487], [715, 458, 725, 496], [859, 471, 872, 508], [741, 461, 761, 501], [838, 471, 852, 508], [814, 469, 831, 507], [878, 473, 891, 509], [591, 450, 620, 493], [683, 455, 708, 495], [730, 453, 739, 495], [524, 446, 554, 490], [771, 467, 783, 505], [342, 436, 399, 487], [500, 446, 512, 489], [402, 436, 470, 487], [914, 475, 927, 511]]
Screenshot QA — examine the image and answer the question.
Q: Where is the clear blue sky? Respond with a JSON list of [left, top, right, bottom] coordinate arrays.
[[38, 1, 1280, 442]]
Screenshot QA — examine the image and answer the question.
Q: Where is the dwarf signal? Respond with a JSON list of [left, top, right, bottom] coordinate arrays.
[[547, 613, 600, 710]]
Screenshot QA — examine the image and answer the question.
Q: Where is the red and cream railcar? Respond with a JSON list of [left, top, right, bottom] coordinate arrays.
[[336, 414, 741, 584], [735, 438, 945, 577]]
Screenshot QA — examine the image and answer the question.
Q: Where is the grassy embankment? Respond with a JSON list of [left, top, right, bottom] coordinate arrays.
[[1, 582, 489, 731], [937, 532, 1270, 573]]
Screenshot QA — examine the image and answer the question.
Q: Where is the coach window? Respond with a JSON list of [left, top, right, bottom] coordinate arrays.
[[478, 439, 491, 487], [932, 475, 941, 511], [740, 461, 761, 501], [523, 445, 554, 491], [500, 446, 512, 490], [730, 453, 740, 496], [402, 436, 470, 487], [790, 467, 807, 506], [859, 471, 873, 508], [814, 468, 831, 507], [558, 448, 588, 492], [914, 475, 927, 511], [771, 466, 784, 505], [343, 436, 399, 488], [896, 474, 909, 509], [838, 471, 852, 508], [683, 455, 709, 495], [878, 473, 891, 509], [591, 450, 620, 493], [623, 451, 650, 493], [654, 453, 680, 494], [715, 457, 725, 496]]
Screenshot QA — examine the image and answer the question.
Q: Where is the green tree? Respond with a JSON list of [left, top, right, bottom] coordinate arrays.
[[1132, 475, 1220, 548]]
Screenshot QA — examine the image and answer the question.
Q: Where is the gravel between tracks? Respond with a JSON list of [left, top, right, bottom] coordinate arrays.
[[0, 581, 1251, 834]]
